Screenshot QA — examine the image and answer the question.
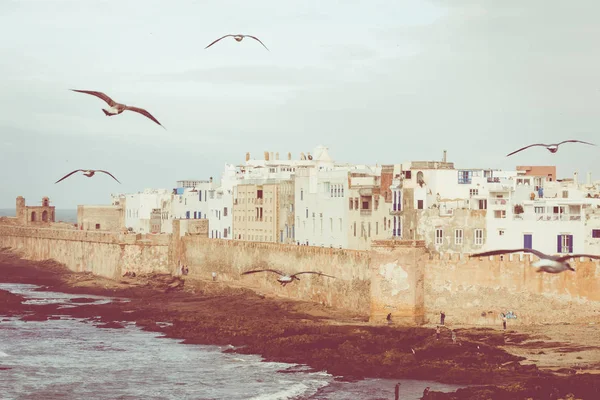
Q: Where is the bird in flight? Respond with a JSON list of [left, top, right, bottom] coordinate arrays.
[[241, 269, 335, 287], [55, 169, 121, 184], [506, 140, 595, 157], [70, 89, 165, 128], [205, 34, 269, 51], [469, 248, 600, 273]]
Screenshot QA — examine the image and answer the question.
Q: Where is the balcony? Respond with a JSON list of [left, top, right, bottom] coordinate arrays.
[[360, 209, 372, 216], [512, 213, 582, 222]]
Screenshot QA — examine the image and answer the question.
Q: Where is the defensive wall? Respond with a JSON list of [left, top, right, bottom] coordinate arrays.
[[1, 220, 600, 325], [0, 224, 171, 279]]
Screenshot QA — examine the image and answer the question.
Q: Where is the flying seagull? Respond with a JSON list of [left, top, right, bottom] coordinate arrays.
[[506, 140, 595, 157], [469, 248, 600, 273], [241, 269, 335, 287], [55, 169, 121, 184], [205, 34, 269, 51], [70, 89, 165, 128]]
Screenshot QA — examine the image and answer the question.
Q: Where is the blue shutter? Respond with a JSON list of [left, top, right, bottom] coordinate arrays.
[[568, 235, 573, 253], [557, 235, 562, 253], [186, 211, 190, 219], [524, 234, 532, 249]]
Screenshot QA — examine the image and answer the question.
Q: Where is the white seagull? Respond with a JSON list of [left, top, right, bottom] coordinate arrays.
[[70, 89, 165, 128], [205, 34, 269, 51], [506, 140, 595, 157], [241, 269, 335, 287], [55, 169, 121, 184], [470, 248, 600, 273]]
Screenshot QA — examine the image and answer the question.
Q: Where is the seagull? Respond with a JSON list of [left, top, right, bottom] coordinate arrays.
[[241, 269, 335, 287], [204, 34, 269, 51], [506, 140, 595, 157], [55, 169, 121, 184], [469, 248, 600, 273], [70, 89, 165, 128]]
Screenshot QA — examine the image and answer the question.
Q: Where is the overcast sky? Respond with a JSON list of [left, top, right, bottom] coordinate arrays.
[[1, 0, 599, 209]]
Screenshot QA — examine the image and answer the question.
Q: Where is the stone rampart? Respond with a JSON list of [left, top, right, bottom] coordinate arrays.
[[0, 225, 170, 279], [180, 236, 372, 314], [2, 222, 600, 325]]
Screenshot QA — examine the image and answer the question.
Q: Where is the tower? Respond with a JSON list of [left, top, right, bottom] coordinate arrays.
[[16, 196, 25, 224]]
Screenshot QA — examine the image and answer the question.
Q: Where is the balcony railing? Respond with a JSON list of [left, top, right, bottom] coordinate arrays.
[[513, 214, 582, 221], [360, 209, 372, 216], [491, 199, 507, 205]]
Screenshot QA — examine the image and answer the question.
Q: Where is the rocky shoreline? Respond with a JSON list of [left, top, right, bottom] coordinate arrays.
[[1, 249, 599, 399]]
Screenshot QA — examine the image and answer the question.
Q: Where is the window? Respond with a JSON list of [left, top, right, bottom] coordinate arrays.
[[354, 198, 359, 209], [417, 200, 424, 210], [454, 229, 463, 245], [435, 228, 443, 245], [562, 190, 568, 199], [374, 198, 379, 210], [494, 210, 506, 219], [557, 234, 573, 253], [404, 170, 412, 179], [306, 208, 308, 218], [478, 199, 487, 210], [257, 190, 263, 199], [474, 229, 483, 245], [353, 222, 357, 237], [534, 206, 544, 214], [349, 198, 353, 210], [498, 230, 505, 236], [95, 224, 101, 230], [458, 170, 472, 184], [469, 189, 478, 197], [376, 222, 379, 235], [592, 229, 600, 238], [224, 207, 228, 217], [362, 201, 369, 210], [300, 189, 303, 201]]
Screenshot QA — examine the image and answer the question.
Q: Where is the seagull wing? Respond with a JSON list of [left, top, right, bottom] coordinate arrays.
[[470, 248, 548, 259], [124, 106, 165, 128], [291, 271, 336, 279], [506, 144, 547, 157], [556, 140, 596, 147], [241, 269, 285, 276], [205, 34, 234, 49], [556, 254, 600, 262], [70, 89, 117, 107], [96, 170, 121, 184], [55, 169, 84, 184], [246, 35, 269, 51]]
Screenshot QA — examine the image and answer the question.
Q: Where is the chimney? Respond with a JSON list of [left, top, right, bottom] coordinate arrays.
[[209, 176, 213, 183], [270, 152, 274, 161], [587, 172, 592, 185], [275, 152, 279, 160], [442, 150, 447, 163], [573, 171, 578, 184], [287, 152, 291, 160], [264, 151, 269, 161], [245, 152, 250, 162]]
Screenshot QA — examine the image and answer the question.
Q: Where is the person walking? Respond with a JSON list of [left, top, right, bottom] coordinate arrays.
[[436, 325, 441, 340], [394, 382, 401, 400]]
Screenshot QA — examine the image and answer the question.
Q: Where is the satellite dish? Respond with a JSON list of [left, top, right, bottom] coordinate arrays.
[[308, 155, 313, 160]]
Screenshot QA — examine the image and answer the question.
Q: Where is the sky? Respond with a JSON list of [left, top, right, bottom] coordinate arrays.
[[1, 0, 599, 209]]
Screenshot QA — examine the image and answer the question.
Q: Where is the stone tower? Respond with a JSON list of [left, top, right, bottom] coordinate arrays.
[[16, 196, 26, 224]]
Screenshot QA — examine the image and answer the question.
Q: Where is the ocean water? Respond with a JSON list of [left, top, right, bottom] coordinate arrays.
[[0, 209, 77, 223], [0, 283, 466, 399]]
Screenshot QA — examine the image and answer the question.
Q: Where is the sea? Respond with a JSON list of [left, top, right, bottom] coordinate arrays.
[[0, 209, 78, 224], [0, 283, 466, 400]]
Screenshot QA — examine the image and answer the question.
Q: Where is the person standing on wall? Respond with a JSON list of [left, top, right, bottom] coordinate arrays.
[[502, 314, 507, 330], [440, 311, 445, 325]]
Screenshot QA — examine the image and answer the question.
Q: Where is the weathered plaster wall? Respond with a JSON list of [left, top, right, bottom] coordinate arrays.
[[417, 208, 487, 253], [181, 237, 372, 314], [0, 225, 170, 279], [77, 205, 124, 232], [424, 251, 600, 326], [369, 240, 427, 325]]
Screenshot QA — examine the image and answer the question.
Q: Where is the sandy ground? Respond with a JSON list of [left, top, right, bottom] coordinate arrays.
[[1, 248, 600, 400]]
